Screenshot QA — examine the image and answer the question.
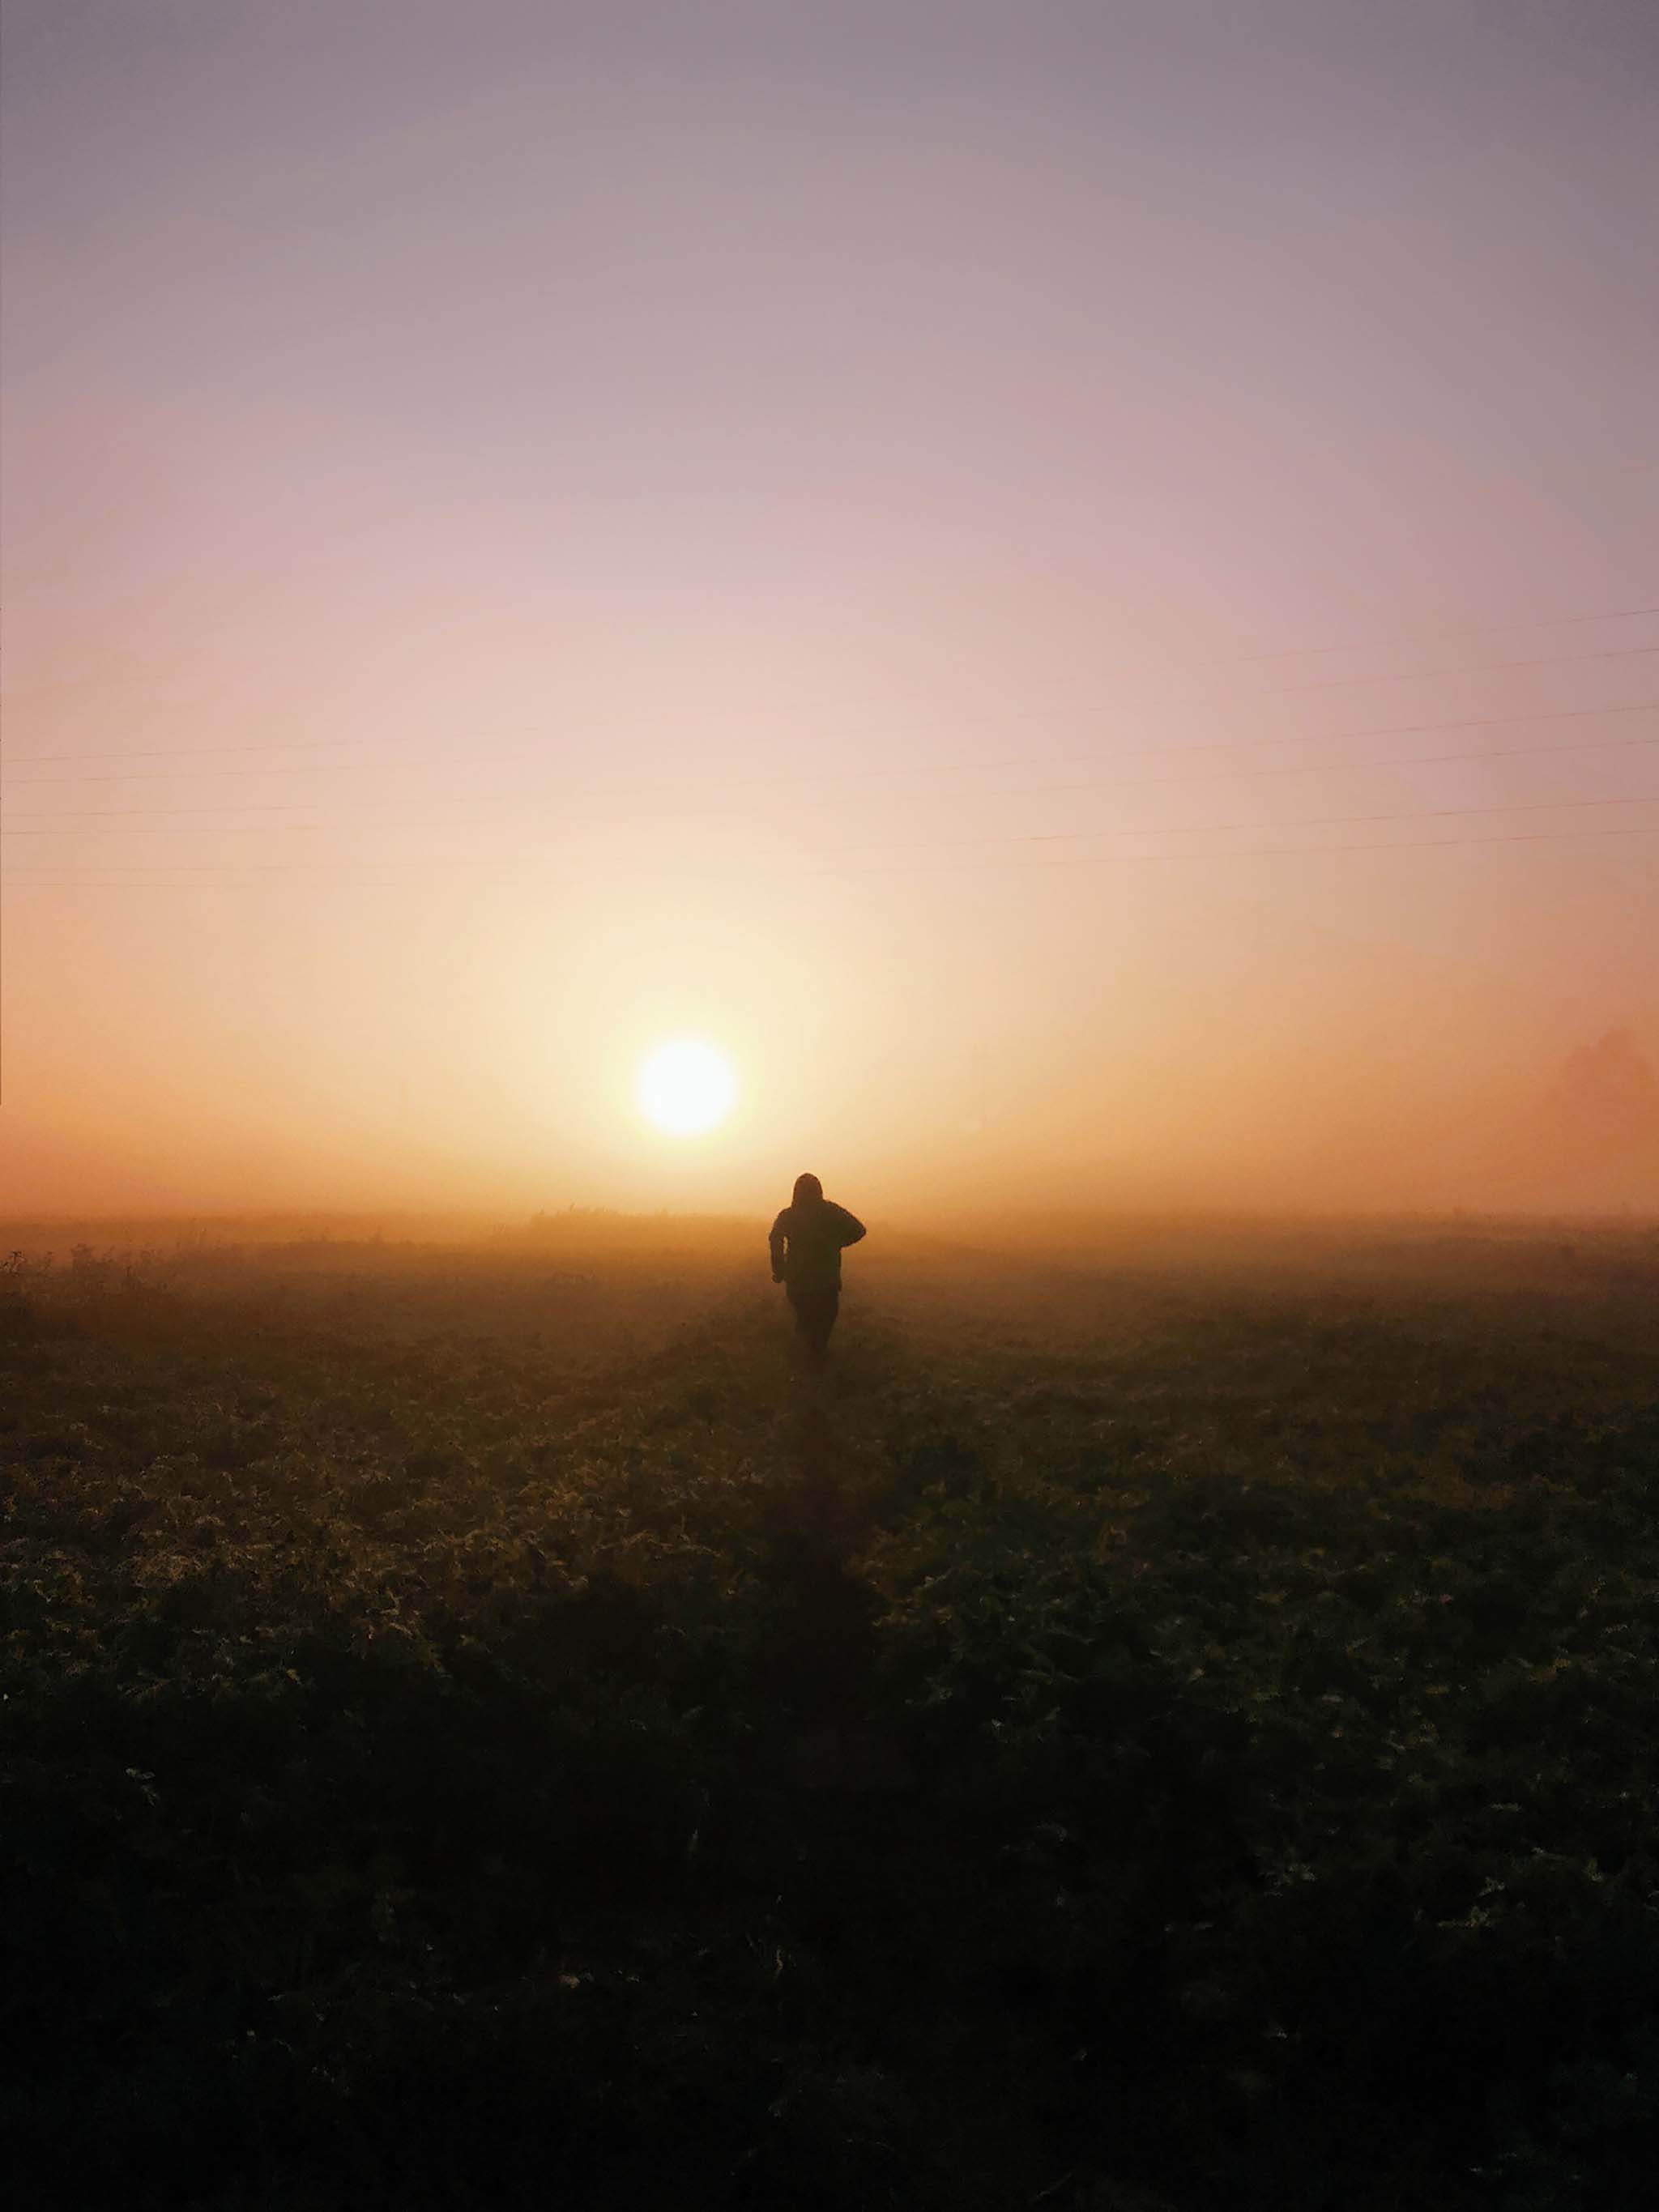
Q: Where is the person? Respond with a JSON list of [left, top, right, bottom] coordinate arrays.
[[769, 1173, 864, 1357]]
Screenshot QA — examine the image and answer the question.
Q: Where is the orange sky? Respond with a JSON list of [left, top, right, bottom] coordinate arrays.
[[4, 2, 1657, 1220]]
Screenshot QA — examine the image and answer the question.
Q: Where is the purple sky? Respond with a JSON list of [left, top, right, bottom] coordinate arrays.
[[3, 2, 1657, 1213]]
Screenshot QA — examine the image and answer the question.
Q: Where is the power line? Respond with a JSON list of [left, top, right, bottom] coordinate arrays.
[[6, 759, 1654, 843], [6, 793, 1656, 884], [957, 732, 1659, 804], [800, 821, 1659, 881], [8, 700, 1659, 795], [1286, 642, 1659, 691], [11, 696, 1659, 799], [13, 628, 1659, 782], [7, 610, 1658, 769], [11, 697, 1659, 798], [1233, 602, 1659, 663], [6, 637, 1654, 782], [5, 737, 356, 768], [802, 791, 1659, 859], [2, 803, 531, 829], [5, 718, 1657, 829], [7, 818, 1658, 893], [564, 731, 1659, 823]]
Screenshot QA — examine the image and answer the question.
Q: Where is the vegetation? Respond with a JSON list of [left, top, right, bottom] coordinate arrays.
[[3, 1221, 1656, 2210]]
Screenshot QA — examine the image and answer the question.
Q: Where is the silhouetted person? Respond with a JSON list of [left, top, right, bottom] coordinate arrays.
[[770, 1173, 864, 1358]]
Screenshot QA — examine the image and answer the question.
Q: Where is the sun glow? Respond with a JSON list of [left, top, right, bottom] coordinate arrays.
[[636, 1038, 739, 1137]]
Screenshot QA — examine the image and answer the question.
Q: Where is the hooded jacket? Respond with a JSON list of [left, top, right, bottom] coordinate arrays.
[[768, 1196, 865, 1292]]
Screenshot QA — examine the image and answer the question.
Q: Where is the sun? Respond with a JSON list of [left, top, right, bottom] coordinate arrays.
[[636, 1037, 739, 1136]]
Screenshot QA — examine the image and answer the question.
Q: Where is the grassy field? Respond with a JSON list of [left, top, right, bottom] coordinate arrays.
[[3, 1217, 1657, 2210]]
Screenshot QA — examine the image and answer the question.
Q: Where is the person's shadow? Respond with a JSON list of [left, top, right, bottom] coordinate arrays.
[[756, 1361, 911, 1790]]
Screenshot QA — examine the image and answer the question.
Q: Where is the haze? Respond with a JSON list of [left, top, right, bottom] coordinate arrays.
[[3, 0, 1657, 1221]]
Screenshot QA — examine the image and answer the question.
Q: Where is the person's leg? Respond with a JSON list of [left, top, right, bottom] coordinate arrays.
[[801, 1287, 838, 1359], [787, 1287, 840, 1359]]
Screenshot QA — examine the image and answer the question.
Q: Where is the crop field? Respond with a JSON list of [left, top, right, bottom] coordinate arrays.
[[4, 1218, 1657, 2211]]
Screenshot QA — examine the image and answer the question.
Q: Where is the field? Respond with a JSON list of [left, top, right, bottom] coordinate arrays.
[[4, 1217, 1657, 2210]]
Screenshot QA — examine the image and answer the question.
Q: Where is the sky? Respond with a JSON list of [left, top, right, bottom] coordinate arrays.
[[2, 0, 1657, 1220]]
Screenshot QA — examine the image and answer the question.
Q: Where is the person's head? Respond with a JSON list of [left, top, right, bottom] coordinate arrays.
[[792, 1173, 822, 1207]]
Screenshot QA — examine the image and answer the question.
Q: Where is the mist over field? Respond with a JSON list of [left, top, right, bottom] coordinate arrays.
[[5, 1211, 1658, 2210], [6, 1010, 1659, 1224]]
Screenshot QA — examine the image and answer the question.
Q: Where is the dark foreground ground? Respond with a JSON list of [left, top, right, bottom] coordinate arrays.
[[3, 1218, 1657, 2210]]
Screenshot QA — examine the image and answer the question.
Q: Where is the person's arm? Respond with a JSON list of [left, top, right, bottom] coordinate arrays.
[[834, 1206, 866, 1248], [768, 1211, 789, 1282]]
